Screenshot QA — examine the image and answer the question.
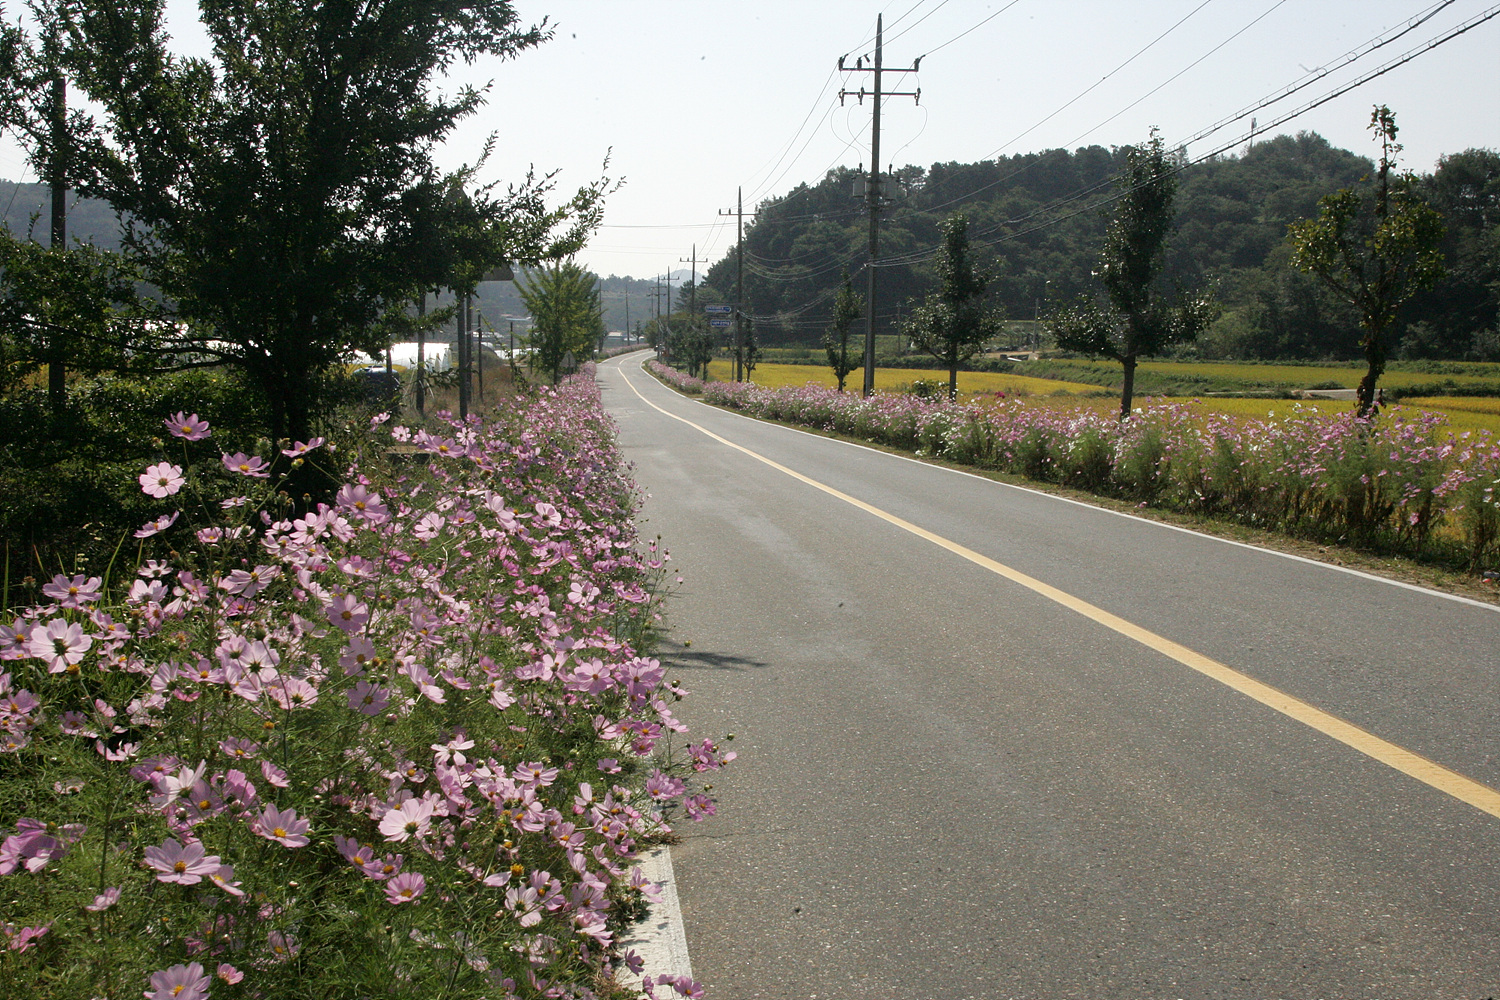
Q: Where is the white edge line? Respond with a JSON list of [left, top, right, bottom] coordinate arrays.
[[611, 354, 1500, 615], [615, 844, 693, 988]]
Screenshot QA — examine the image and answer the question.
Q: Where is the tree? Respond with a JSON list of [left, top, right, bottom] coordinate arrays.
[[0, 231, 140, 395], [41, 0, 609, 446], [823, 269, 861, 391], [1288, 107, 1444, 414], [517, 261, 601, 384], [899, 213, 1003, 399], [1049, 131, 1215, 418], [671, 319, 714, 380], [741, 316, 761, 381]]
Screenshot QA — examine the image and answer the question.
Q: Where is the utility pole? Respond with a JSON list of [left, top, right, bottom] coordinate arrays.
[[652, 275, 667, 358], [417, 291, 427, 416], [719, 187, 758, 381], [680, 244, 708, 371], [839, 15, 920, 396], [47, 32, 67, 417], [680, 244, 707, 315], [475, 308, 484, 404], [457, 292, 470, 419]]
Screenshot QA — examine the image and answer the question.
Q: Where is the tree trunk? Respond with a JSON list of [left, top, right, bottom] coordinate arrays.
[[1356, 327, 1386, 418], [947, 358, 959, 401], [1119, 356, 1137, 419]]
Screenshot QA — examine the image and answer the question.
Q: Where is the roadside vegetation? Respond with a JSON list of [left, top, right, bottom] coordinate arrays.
[[0, 3, 716, 997], [1, 378, 725, 997], [650, 361, 1500, 583]]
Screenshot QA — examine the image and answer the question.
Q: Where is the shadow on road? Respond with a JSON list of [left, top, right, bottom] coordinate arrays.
[[656, 640, 770, 673]]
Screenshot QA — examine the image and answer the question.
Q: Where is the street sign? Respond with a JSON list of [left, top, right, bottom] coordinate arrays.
[[704, 305, 732, 315], [709, 319, 731, 328]]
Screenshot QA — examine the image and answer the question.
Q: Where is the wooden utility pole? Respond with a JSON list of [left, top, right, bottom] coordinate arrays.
[[839, 16, 920, 396], [457, 292, 470, 418], [47, 39, 67, 416], [719, 187, 758, 381], [416, 291, 427, 416]]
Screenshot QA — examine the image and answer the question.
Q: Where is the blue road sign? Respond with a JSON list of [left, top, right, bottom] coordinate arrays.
[[704, 305, 733, 315]]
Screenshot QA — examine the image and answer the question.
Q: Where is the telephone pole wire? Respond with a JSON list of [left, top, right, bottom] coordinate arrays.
[[839, 14, 921, 396]]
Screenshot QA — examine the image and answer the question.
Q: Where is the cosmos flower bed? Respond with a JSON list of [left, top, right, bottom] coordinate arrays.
[[648, 361, 1500, 567], [0, 370, 728, 999]]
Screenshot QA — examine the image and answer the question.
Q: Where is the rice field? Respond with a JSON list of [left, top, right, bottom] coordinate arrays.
[[707, 360, 1101, 396], [704, 361, 1500, 436], [1042, 358, 1500, 390]]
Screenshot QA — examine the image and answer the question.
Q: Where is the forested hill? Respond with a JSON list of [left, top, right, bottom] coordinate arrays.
[[692, 132, 1500, 362], [0, 181, 123, 250]]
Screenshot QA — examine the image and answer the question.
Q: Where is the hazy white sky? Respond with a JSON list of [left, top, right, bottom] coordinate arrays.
[[4, 1, 1497, 281]]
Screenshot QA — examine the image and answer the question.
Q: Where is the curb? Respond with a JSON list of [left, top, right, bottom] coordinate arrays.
[[616, 844, 694, 989]]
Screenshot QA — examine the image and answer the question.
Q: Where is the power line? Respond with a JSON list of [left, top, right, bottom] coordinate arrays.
[[870, 0, 1490, 268], [914, 0, 1022, 58], [883, 0, 953, 47], [978, 0, 1218, 162], [878, 1, 1500, 270]]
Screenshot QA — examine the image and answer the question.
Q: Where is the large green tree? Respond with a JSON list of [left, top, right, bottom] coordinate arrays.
[[823, 269, 861, 391], [1288, 107, 1445, 414], [36, 0, 608, 445], [1049, 131, 1215, 418], [517, 261, 601, 383], [899, 213, 1003, 399]]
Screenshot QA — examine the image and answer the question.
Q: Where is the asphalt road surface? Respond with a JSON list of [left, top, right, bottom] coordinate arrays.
[[596, 352, 1500, 1000]]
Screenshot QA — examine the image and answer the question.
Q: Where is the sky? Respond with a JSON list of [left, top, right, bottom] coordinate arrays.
[[2, 0, 1497, 282]]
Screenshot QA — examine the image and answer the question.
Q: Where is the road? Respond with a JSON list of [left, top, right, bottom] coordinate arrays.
[[596, 352, 1500, 1000]]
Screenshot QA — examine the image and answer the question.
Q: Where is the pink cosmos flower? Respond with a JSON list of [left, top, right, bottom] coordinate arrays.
[[41, 574, 102, 608], [28, 619, 92, 673], [139, 462, 186, 498], [216, 964, 243, 984], [335, 483, 389, 523], [5, 924, 48, 953], [85, 888, 120, 912], [143, 838, 221, 884], [645, 770, 685, 802], [339, 637, 377, 674], [265, 929, 298, 962], [218, 737, 258, 761], [334, 835, 374, 868], [0, 826, 69, 874], [280, 437, 325, 457], [259, 759, 290, 788], [146, 961, 209, 1000], [165, 411, 211, 441], [384, 871, 426, 905], [221, 452, 271, 477], [251, 804, 310, 848], [218, 565, 279, 598], [412, 512, 445, 540], [346, 679, 389, 716], [378, 798, 435, 842], [208, 864, 245, 897], [361, 852, 404, 881], [134, 512, 180, 539], [326, 593, 369, 634], [265, 675, 318, 710]]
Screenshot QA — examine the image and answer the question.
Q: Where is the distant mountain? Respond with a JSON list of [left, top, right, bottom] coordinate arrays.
[[0, 180, 124, 249]]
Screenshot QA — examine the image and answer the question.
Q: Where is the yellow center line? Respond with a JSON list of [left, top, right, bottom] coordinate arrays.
[[617, 360, 1500, 820]]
